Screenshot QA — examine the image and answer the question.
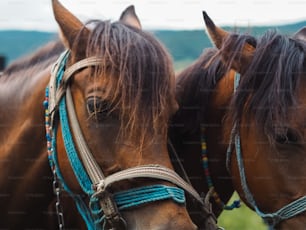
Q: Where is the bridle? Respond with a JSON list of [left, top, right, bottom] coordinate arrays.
[[45, 50, 206, 229], [226, 73, 306, 229], [44, 50, 209, 229]]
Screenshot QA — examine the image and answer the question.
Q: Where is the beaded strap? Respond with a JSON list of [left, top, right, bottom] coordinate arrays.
[[201, 126, 240, 210]]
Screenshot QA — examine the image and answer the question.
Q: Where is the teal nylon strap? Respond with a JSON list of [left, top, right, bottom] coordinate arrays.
[[89, 185, 185, 226], [45, 87, 95, 229], [55, 51, 94, 195], [228, 72, 306, 228], [59, 97, 94, 194], [115, 184, 185, 209]]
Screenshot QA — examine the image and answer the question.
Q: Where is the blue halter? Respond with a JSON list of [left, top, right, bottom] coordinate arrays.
[[44, 51, 186, 229], [227, 73, 306, 229]]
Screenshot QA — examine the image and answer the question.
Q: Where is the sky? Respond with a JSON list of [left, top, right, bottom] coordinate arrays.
[[0, 0, 306, 31]]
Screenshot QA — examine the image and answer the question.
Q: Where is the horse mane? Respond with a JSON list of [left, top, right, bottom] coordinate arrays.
[[172, 48, 226, 134], [76, 20, 175, 144], [3, 40, 64, 76], [221, 30, 306, 139]]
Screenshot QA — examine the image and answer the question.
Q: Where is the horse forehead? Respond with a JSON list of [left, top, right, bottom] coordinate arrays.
[[71, 66, 114, 88]]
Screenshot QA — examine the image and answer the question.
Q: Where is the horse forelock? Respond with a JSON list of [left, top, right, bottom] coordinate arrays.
[[173, 48, 226, 134], [225, 30, 306, 139], [73, 20, 175, 144]]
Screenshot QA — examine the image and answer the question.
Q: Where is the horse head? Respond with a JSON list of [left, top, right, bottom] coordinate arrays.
[[204, 11, 306, 229], [48, 0, 204, 229]]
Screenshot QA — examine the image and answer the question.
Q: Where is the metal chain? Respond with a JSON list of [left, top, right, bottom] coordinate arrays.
[[52, 168, 65, 230], [45, 84, 65, 230]]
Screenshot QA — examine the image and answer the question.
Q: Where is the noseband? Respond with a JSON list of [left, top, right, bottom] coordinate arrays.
[[227, 73, 306, 229], [44, 51, 206, 229]]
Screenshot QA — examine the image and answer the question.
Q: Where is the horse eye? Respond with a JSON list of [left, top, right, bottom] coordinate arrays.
[[86, 97, 112, 121], [275, 128, 299, 144]]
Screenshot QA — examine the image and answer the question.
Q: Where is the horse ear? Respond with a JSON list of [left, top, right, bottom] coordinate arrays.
[[202, 11, 229, 49], [292, 27, 306, 43], [52, 0, 88, 49], [202, 11, 255, 73], [119, 5, 142, 30]]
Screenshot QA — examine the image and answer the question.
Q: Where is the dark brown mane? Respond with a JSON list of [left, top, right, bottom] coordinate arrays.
[[78, 20, 175, 143], [222, 30, 306, 139], [4, 41, 64, 76], [172, 48, 226, 134]]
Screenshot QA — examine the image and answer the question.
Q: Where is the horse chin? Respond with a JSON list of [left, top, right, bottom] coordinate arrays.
[[277, 215, 306, 230], [120, 201, 197, 230]]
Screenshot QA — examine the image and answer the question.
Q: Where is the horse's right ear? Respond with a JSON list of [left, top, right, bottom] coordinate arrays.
[[119, 5, 142, 30], [52, 0, 89, 49], [202, 11, 229, 49], [203, 11, 255, 73], [292, 27, 306, 43]]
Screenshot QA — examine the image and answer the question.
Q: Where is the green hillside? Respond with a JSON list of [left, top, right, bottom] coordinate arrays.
[[0, 20, 305, 67], [0, 30, 58, 65]]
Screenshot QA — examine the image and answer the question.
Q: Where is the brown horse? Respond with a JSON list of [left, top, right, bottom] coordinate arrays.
[[0, 1, 205, 229], [168, 35, 237, 229], [205, 14, 306, 229], [171, 11, 306, 229]]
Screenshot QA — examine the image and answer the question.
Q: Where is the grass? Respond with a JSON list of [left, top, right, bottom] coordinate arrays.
[[217, 193, 267, 230]]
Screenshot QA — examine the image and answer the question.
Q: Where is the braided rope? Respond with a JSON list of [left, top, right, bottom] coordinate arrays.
[[90, 185, 185, 226]]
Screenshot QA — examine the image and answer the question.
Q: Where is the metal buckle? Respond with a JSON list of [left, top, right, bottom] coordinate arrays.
[[97, 191, 127, 230]]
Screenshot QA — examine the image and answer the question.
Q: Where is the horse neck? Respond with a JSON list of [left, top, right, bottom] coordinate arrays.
[[0, 66, 51, 162], [0, 63, 49, 172], [210, 70, 235, 110], [207, 69, 235, 160], [0, 66, 54, 226], [204, 70, 236, 215], [1, 66, 49, 113]]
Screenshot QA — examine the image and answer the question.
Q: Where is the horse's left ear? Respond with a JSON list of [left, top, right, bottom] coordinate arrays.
[[292, 27, 306, 43], [52, 0, 89, 49], [203, 11, 255, 73], [202, 11, 229, 49], [119, 5, 142, 30]]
